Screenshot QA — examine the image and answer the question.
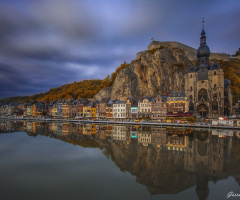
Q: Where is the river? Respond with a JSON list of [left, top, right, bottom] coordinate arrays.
[[0, 120, 240, 200]]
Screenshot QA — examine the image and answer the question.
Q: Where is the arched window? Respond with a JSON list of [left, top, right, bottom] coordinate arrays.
[[213, 94, 217, 98], [190, 86, 192, 90], [190, 74, 192, 78], [198, 89, 208, 101], [189, 102, 194, 111], [189, 95, 192, 100], [214, 71, 216, 75], [214, 84, 216, 88], [212, 100, 218, 111]]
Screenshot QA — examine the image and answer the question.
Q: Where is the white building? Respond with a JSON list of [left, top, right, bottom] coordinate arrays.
[[113, 100, 126, 119]]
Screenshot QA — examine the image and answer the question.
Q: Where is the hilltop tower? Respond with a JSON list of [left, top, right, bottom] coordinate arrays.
[[184, 20, 232, 118]]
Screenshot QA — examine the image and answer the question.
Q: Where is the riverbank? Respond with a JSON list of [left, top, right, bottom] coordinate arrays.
[[1, 117, 239, 130]]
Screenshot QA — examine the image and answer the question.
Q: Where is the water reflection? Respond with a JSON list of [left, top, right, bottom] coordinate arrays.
[[1, 120, 240, 200]]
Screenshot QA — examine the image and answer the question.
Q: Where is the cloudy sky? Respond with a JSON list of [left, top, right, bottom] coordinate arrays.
[[0, 0, 239, 98]]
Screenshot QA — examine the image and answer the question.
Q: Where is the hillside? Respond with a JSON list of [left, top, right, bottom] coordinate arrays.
[[0, 41, 240, 104], [0, 79, 108, 104]]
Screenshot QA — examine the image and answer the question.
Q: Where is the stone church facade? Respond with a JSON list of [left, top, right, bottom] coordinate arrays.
[[184, 25, 232, 118]]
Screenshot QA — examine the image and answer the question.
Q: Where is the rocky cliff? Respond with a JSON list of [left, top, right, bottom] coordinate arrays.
[[94, 41, 229, 100]]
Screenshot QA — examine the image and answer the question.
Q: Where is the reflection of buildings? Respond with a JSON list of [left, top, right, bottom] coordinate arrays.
[[138, 127, 151, 146], [113, 125, 127, 141], [0, 121, 238, 200], [166, 134, 188, 152], [0, 120, 20, 133], [62, 122, 72, 136], [151, 127, 166, 149]]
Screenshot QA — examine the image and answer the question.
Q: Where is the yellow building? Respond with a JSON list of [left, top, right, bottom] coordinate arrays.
[[51, 107, 58, 118], [91, 107, 96, 118], [83, 101, 92, 118]]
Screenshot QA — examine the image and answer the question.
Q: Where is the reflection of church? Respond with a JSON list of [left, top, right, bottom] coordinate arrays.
[[184, 21, 232, 118], [184, 130, 232, 200]]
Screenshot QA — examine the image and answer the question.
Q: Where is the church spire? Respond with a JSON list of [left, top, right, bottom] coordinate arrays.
[[200, 18, 206, 45], [197, 18, 210, 70]]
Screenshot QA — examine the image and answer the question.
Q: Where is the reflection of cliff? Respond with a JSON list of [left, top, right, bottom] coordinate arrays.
[[100, 140, 197, 194], [97, 130, 234, 199]]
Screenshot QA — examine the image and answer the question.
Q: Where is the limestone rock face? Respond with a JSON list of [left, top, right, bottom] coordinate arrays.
[[94, 41, 229, 100]]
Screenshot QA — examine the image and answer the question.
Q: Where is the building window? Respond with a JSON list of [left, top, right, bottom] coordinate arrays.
[[198, 88, 208, 101], [189, 102, 194, 111], [214, 71, 216, 75], [190, 86, 192, 90], [212, 100, 218, 111]]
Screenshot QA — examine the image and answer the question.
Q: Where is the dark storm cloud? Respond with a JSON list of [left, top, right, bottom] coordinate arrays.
[[0, 0, 239, 98]]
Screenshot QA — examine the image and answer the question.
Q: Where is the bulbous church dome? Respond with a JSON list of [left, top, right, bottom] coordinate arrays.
[[197, 29, 210, 58], [197, 45, 210, 58]]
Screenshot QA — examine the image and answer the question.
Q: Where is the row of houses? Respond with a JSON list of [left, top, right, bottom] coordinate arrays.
[[0, 92, 189, 121]]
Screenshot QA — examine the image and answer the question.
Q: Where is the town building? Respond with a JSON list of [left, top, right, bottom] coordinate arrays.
[[106, 99, 115, 119], [91, 103, 96, 118], [62, 103, 72, 119], [113, 100, 126, 119], [126, 98, 132, 120], [138, 97, 152, 118], [167, 92, 188, 114], [72, 102, 77, 119], [95, 101, 100, 119], [83, 101, 92, 118], [131, 100, 139, 119], [51, 105, 58, 118], [32, 103, 48, 117], [151, 95, 167, 121], [76, 99, 85, 119], [26, 103, 33, 117], [99, 98, 109, 119]]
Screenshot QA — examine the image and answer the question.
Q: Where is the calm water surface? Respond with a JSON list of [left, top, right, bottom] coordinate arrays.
[[0, 121, 240, 200]]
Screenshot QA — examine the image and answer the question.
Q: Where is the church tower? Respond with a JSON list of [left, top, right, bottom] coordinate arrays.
[[184, 19, 228, 118]]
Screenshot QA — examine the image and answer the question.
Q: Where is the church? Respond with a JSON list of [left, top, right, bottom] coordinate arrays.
[[184, 21, 232, 118]]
